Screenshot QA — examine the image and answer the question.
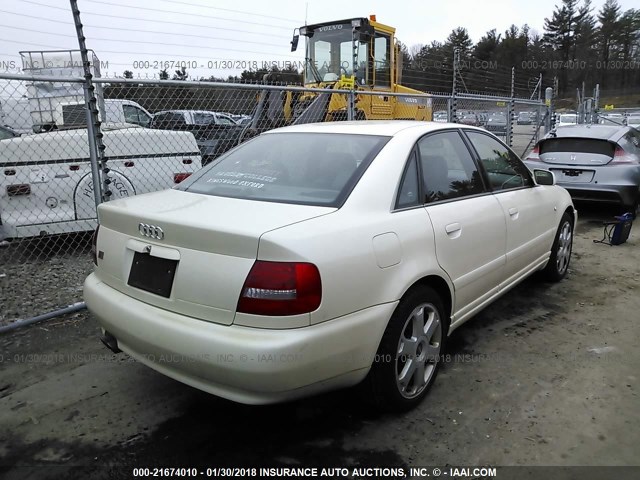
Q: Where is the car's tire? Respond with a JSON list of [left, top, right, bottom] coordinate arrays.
[[541, 212, 573, 282], [366, 286, 448, 412]]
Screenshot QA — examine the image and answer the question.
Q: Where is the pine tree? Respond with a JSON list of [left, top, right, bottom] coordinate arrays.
[[543, 0, 578, 94], [473, 29, 501, 61]]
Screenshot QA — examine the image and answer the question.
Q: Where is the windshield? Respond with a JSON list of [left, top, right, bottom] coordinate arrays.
[[304, 23, 369, 85], [179, 132, 390, 207]]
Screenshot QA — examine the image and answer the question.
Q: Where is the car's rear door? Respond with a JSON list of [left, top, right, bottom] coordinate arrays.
[[464, 130, 557, 284], [416, 130, 506, 321]]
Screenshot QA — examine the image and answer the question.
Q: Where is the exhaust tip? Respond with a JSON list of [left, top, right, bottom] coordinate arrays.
[[100, 331, 122, 353]]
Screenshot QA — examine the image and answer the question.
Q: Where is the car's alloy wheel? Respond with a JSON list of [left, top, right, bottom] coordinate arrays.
[[366, 286, 447, 411], [555, 220, 572, 276], [396, 303, 442, 399], [542, 212, 573, 282]]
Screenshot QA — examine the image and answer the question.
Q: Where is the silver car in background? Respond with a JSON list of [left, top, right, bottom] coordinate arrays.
[[524, 125, 640, 215], [627, 115, 640, 130]]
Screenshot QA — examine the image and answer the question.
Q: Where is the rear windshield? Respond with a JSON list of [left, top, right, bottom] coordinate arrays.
[[179, 132, 390, 207], [540, 138, 615, 156]]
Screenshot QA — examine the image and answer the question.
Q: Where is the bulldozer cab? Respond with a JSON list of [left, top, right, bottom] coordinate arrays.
[[294, 17, 392, 90], [241, 16, 430, 143]]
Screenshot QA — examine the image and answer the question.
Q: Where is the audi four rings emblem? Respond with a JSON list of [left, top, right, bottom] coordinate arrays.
[[138, 223, 165, 240]]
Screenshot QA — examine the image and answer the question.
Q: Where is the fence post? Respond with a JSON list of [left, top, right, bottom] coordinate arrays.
[[506, 66, 515, 147], [70, 0, 109, 209], [544, 87, 554, 134], [347, 24, 358, 121], [535, 73, 542, 145], [449, 48, 458, 123], [593, 84, 600, 124]]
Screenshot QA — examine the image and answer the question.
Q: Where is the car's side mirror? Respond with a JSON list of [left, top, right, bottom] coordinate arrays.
[[534, 169, 555, 186]]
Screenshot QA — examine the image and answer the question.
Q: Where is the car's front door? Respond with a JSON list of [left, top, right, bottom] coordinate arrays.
[[417, 130, 507, 323], [464, 130, 557, 284]]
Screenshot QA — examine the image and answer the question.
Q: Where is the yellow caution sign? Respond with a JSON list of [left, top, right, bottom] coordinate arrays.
[[339, 75, 355, 89], [496, 101, 506, 107], [604, 104, 615, 110]]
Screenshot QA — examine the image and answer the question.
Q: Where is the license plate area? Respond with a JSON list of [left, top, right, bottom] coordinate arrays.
[[551, 168, 595, 183], [127, 252, 178, 298]]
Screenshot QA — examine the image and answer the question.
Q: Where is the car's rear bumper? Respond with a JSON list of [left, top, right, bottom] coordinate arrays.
[[524, 162, 640, 207], [84, 273, 396, 404], [562, 185, 638, 208]]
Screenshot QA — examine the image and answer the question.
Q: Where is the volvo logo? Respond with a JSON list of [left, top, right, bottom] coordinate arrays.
[[138, 223, 164, 240]]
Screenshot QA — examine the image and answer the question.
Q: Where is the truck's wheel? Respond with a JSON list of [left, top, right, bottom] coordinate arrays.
[[367, 286, 447, 411]]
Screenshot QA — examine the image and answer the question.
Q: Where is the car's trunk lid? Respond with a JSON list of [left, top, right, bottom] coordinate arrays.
[[539, 137, 615, 166], [95, 189, 334, 324]]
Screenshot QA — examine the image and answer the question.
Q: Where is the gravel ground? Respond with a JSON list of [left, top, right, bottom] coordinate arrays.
[[0, 234, 93, 325], [0, 204, 638, 479]]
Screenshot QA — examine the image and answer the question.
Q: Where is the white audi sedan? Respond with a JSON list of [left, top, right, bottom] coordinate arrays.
[[84, 121, 576, 410]]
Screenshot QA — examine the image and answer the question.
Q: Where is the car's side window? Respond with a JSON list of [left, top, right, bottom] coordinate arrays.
[[0, 127, 14, 140], [134, 107, 151, 127], [123, 105, 140, 125], [466, 131, 533, 191], [395, 151, 420, 209], [216, 115, 236, 125], [417, 131, 484, 203]]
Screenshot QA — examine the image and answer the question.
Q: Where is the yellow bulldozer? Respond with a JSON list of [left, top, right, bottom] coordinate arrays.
[[243, 16, 432, 136]]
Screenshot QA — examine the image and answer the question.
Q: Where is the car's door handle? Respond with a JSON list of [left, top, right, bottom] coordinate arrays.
[[445, 222, 461, 234], [508, 207, 519, 218]]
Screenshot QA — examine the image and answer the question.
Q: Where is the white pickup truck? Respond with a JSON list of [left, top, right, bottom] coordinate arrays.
[[0, 98, 153, 134], [0, 124, 201, 241]]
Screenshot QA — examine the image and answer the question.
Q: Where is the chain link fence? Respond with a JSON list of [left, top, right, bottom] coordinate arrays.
[[0, 68, 549, 325]]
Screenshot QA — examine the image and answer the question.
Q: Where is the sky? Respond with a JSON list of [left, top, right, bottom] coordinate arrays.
[[0, 0, 637, 80]]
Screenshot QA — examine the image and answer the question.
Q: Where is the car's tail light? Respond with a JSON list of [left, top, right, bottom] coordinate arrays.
[[7, 184, 31, 196], [237, 261, 322, 316], [91, 225, 100, 265], [526, 144, 541, 162], [611, 146, 639, 165], [173, 172, 191, 183]]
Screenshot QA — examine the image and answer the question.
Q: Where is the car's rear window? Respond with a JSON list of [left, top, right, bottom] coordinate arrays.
[[179, 132, 390, 207], [540, 138, 615, 156]]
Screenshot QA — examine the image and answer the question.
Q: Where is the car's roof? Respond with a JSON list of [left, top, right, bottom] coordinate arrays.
[[551, 124, 625, 139], [264, 120, 478, 136]]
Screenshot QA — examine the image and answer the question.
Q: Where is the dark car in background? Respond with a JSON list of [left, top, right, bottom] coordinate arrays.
[[485, 112, 508, 134], [517, 111, 532, 125], [524, 125, 640, 215], [150, 110, 243, 165]]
